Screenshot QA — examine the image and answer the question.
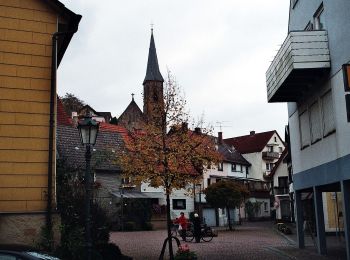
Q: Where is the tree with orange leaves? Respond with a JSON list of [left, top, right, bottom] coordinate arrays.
[[119, 71, 221, 259]]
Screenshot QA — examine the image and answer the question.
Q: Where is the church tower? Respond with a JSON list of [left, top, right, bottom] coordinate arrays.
[[143, 30, 164, 124]]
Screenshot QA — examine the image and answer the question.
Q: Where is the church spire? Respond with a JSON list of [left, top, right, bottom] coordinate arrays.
[[143, 30, 164, 85]]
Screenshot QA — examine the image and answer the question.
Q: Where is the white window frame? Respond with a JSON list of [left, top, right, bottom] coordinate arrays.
[[299, 110, 311, 149], [321, 90, 336, 137], [309, 101, 322, 144], [314, 4, 325, 30]]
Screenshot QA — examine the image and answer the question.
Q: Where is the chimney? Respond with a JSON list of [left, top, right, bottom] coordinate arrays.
[[250, 131, 255, 136], [181, 122, 188, 131], [194, 127, 201, 134], [72, 111, 78, 127], [218, 132, 223, 144]]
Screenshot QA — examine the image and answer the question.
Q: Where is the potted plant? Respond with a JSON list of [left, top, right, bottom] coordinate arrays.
[[174, 244, 197, 260]]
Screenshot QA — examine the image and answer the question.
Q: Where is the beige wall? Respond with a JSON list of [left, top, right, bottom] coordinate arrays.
[[0, 0, 58, 213]]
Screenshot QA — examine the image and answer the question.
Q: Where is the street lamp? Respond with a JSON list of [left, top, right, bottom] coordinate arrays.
[[77, 113, 99, 260], [195, 183, 202, 220]]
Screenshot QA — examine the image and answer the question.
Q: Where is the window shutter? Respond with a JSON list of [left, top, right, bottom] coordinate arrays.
[[299, 111, 310, 148], [322, 91, 335, 135], [310, 101, 322, 143]]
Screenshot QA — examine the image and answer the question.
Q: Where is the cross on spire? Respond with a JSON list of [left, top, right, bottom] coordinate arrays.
[[150, 22, 154, 33]]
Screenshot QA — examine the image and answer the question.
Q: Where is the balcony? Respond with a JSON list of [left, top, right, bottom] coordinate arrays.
[[266, 30, 330, 102], [262, 151, 279, 160], [274, 187, 289, 195]]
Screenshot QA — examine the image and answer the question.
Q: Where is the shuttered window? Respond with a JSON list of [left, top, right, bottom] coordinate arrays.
[[322, 91, 335, 136], [310, 101, 322, 143], [299, 110, 310, 148]]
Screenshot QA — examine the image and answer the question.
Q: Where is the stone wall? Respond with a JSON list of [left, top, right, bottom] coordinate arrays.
[[0, 213, 61, 247]]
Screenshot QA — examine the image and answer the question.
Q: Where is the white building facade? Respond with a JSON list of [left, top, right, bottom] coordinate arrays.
[[266, 1, 350, 258]]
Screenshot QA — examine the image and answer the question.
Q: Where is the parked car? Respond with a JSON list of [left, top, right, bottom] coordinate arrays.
[[0, 250, 60, 260]]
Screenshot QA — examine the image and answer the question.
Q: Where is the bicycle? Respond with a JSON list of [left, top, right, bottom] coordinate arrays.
[[171, 223, 180, 237], [184, 224, 215, 242]]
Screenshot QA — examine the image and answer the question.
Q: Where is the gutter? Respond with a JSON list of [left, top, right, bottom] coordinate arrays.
[[46, 26, 80, 246]]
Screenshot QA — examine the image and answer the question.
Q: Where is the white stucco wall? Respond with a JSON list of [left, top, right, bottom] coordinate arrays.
[[288, 70, 350, 175]]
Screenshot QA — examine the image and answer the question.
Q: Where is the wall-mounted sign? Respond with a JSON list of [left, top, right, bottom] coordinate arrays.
[[343, 64, 350, 91]]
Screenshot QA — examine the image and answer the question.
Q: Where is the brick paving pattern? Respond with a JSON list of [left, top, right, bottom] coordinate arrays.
[[110, 222, 347, 259]]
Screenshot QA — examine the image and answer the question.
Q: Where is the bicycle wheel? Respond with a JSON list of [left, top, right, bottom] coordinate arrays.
[[184, 230, 194, 242], [201, 229, 213, 242]]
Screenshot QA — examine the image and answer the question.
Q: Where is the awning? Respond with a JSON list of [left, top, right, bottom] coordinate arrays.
[[111, 191, 165, 199]]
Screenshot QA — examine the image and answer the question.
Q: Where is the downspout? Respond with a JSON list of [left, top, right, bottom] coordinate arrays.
[[47, 30, 77, 246]]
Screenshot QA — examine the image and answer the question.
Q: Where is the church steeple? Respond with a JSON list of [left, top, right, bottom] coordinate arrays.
[[143, 30, 164, 124], [143, 31, 164, 85]]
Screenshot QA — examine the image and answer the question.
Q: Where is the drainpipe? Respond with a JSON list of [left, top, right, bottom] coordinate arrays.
[[47, 30, 77, 247]]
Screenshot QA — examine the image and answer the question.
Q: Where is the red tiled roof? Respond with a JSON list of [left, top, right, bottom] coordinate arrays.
[[57, 98, 72, 126], [224, 130, 277, 154], [99, 122, 129, 140]]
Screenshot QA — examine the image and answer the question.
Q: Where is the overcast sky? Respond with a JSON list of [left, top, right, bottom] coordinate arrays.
[[58, 0, 290, 139]]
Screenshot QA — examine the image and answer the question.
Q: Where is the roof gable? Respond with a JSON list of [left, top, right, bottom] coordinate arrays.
[[218, 143, 250, 166], [224, 130, 278, 154]]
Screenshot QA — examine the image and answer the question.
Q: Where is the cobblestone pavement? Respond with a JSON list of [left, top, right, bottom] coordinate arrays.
[[110, 222, 293, 260], [110, 221, 347, 259]]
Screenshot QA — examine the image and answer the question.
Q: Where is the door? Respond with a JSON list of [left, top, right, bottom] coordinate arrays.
[[202, 208, 216, 227]]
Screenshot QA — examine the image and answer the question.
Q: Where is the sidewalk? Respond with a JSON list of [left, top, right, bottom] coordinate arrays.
[[272, 222, 347, 259]]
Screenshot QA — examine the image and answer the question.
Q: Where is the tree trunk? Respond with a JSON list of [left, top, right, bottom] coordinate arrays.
[[227, 206, 232, 231], [166, 190, 174, 259]]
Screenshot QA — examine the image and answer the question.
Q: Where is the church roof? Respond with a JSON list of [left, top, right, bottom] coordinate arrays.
[[143, 31, 164, 84], [118, 98, 144, 120]]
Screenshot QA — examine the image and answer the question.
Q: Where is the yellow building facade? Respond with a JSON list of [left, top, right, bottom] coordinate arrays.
[[0, 0, 80, 245]]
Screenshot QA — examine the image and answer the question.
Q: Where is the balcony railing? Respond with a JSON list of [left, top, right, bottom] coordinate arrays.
[[266, 30, 330, 102], [262, 151, 280, 160], [274, 187, 289, 195]]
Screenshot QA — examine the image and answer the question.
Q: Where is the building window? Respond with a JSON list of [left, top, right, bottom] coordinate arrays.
[[321, 90, 335, 136], [264, 202, 268, 212], [218, 162, 223, 171], [246, 166, 249, 175], [299, 110, 310, 148], [173, 199, 186, 210], [207, 178, 211, 187], [266, 163, 274, 171], [279, 147, 283, 153], [221, 208, 226, 215], [278, 177, 288, 188], [237, 164, 242, 172], [314, 4, 325, 30], [268, 146, 274, 152], [231, 163, 236, 172], [310, 101, 322, 143], [305, 21, 313, 31], [292, 0, 299, 8], [274, 137, 277, 142]]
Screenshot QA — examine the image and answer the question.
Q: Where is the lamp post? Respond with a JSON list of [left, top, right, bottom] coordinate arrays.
[[195, 183, 202, 220], [77, 113, 99, 260]]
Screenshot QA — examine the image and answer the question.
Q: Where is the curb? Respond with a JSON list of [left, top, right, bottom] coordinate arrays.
[[273, 227, 296, 246], [264, 246, 297, 260]]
